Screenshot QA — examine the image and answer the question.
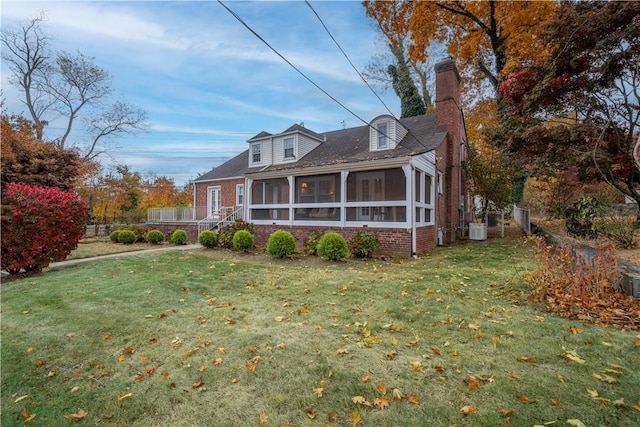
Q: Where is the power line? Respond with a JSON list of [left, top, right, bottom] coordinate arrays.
[[217, 0, 404, 148], [304, 0, 431, 151]]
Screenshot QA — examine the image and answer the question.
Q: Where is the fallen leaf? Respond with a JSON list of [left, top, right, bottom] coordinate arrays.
[[139, 354, 147, 362], [68, 386, 79, 393], [117, 355, 126, 362], [352, 396, 371, 407], [161, 371, 169, 378], [22, 408, 36, 422], [516, 356, 536, 363], [508, 372, 520, 380], [101, 414, 115, 420], [592, 372, 617, 384], [336, 348, 349, 355], [328, 411, 338, 421], [65, 409, 87, 420], [313, 387, 323, 397], [192, 378, 204, 389], [407, 394, 419, 404], [14, 395, 29, 403], [102, 335, 111, 340], [566, 420, 586, 427], [569, 326, 583, 334], [360, 375, 370, 382], [550, 399, 561, 406], [561, 350, 586, 364], [496, 408, 516, 415], [377, 382, 387, 395], [117, 392, 132, 401], [274, 316, 284, 322], [461, 405, 477, 414], [197, 366, 206, 372], [123, 346, 134, 354], [349, 410, 362, 424], [259, 412, 268, 423], [556, 373, 564, 382], [392, 388, 404, 400], [374, 397, 390, 409], [517, 394, 529, 402], [633, 401, 640, 412], [212, 357, 223, 365], [431, 346, 442, 355], [304, 408, 318, 419]]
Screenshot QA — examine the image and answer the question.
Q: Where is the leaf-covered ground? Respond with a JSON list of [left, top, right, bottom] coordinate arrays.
[[2, 235, 639, 426]]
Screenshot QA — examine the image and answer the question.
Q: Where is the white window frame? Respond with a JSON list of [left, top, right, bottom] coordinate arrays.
[[251, 143, 262, 164], [377, 122, 388, 149], [437, 172, 443, 194], [283, 137, 294, 159], [236, 184, 244, 206]]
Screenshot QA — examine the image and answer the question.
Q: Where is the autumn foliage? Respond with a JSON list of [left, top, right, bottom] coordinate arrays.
[[1, 182, 87, 274], [527, 237, 640, 329]]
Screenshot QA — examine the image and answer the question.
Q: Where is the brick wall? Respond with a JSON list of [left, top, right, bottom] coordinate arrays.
[[194, 178, 244, 208], [253, 224, 438, 258]]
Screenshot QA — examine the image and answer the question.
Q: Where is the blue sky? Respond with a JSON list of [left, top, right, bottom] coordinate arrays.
[[1, 1, 402, 186]]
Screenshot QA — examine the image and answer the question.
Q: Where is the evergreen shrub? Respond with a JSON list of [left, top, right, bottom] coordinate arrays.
[[198, 230, 219, 248], [232, 230, 254, 252], [316, 231, 349, 261], [266, 230, 296, 258]]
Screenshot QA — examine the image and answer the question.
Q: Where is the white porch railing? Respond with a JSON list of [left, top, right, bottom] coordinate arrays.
[[147, 206, 208, 222], [197, 206, 244, 234], [512, 205, 531, 234]]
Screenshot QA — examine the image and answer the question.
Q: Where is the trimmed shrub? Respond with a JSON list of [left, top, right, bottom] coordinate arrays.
[[348, 231, 380, 258], [198, 230, 219, 248], [117, 229, 137, 244], [1, 182, 87, 274], [170, 229, 188, 245], [304, 230, 325, 255], [266, 230, 296, 258], [120, 224, 147, 242], [145, 229, 165, 245], [232, 229, 254, 252], [109, 230, 121, 243], [316, 231, 349, 261], [219, 220, 255, 248]]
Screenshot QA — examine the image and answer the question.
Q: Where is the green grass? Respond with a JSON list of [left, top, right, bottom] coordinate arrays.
[[66, 238, 152, 260], [2, 235, 639, 426]]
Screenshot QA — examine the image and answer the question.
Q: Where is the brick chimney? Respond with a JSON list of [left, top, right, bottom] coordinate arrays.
[[434, 58, 466, 244]]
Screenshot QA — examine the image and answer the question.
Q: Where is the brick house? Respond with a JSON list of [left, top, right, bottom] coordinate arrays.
[[151, 59, 472, 257]]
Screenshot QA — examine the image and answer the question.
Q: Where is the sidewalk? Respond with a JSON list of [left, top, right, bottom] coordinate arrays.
[[45, 243, 203, 270]]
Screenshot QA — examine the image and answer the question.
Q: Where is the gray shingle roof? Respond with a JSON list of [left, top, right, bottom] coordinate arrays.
[[195, 114, 447, 182], [253, 114, 446, 173]]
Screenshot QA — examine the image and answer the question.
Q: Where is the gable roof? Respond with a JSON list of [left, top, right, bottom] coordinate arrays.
[[194, 113, 447, 182]]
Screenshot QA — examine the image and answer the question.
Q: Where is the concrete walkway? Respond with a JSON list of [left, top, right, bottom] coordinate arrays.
[[45, 244, 203, 270]]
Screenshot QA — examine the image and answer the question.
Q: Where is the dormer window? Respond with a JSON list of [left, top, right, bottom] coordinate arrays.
[[252, 144, 261, 163], [284, 137, 294, 159], [377, 122, 388, 149]]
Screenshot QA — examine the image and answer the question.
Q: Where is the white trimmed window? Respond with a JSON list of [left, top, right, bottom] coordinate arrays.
[[236, 184, 244, 206], [252, 144, 261, 163], [377, 122, 388, 149], [284, 137, 294, 159]]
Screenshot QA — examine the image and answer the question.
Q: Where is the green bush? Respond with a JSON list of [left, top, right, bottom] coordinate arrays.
[[304, 230, 325, 255], [198, 230, 219, 248], [266, 230, 296, 258], [347, 231, 380, 258], [120, 225, 147, 242], [109, 230, 121, 243], [219, 220, 255, 248], [117, 229, 137, 244], [316, 231, 349, 261], [170, 229, 188, 245], [232, 229, 254, 252], [145, 229, 165, 245]]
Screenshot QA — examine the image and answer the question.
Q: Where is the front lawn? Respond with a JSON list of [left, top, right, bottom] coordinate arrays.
[[1, 236, 638, 426]]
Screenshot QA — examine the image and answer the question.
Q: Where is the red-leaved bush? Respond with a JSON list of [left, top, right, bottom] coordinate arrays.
[[1, 182, 87, 274]]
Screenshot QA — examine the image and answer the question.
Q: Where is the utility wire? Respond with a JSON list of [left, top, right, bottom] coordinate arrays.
[[304, 0, 432, 151], [218, 0, 404, 148]]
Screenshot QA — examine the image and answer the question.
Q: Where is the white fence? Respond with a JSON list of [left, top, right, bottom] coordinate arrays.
[[147, 206, 208, 222], [512, 205, 531, 234]]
